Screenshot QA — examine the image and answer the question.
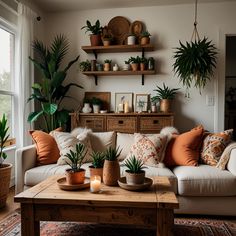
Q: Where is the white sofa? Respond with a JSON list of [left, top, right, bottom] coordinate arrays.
[[15, 131, 236, 216]]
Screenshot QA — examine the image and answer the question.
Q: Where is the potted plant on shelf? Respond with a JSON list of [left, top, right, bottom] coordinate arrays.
[[124, 155, 146, 185], [91, 97, 103, 113], [103, 59, 112, 71], [81, 20, 102, 46], [0, 114, 12, 208], [140, 31, 151, 45], [173, 37, 217, 95], [151, 83, 179, 112], [103, 146, 122, 186], [79, 60, 91, 72], [82, 98, 92, 113], [89, 151, 105, 181], [65, 143, 87, 185], [101, 26, 113, 46], [140, 57, 148, 71], [128, 56, 141, 71], [123, 60, 130, 71]]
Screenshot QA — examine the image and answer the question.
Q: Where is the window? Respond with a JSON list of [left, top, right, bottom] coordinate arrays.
[[0, 26, 15, 142]]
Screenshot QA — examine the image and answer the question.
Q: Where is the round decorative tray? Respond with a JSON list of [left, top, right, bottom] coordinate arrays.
[[57, 177, 90, 191], [118, 177, 153, 191]]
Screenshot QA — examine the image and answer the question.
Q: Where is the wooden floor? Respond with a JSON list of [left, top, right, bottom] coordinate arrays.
[[0, 187, 20, 221]]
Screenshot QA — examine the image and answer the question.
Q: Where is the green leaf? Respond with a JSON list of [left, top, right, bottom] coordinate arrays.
[[42, 103, 58, 115], [27, 111, 44, 122]]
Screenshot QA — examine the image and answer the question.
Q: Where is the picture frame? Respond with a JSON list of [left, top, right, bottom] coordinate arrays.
[[115, 93, 133, 113], [135, 94, 149, 112]]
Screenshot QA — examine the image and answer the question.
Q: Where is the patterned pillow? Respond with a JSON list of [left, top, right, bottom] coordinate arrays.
[[125, 133, 168, 167], [200, 129, 233, 166]]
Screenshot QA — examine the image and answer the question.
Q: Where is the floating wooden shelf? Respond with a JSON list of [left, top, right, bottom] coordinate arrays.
[[82, 70, 155, 85]]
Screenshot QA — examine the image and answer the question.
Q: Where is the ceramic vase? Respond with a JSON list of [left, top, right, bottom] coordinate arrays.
[[103, 160, 120, 186], [82, 103, 92, 113]]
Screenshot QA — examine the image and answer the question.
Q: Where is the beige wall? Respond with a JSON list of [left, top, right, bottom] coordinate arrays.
[[41, 2, 236, 132]]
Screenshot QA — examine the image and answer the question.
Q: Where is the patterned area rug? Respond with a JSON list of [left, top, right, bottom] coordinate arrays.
[[0, 209, 236, 236]]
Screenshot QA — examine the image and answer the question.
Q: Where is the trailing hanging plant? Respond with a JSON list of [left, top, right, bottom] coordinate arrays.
[[173, 0, 217, 96], [28, 34, 83, 132]]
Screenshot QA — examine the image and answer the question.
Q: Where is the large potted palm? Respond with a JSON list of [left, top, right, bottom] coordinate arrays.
[[28, 34, 83, 132], [0, 114, 12, 208]]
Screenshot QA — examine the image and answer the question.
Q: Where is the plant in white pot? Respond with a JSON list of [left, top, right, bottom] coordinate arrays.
[[0, 114, 12, 208], [89, 151, 105, 181], [124, 155, 146, 185], [91, 97, 103, 113], [65, 143, 87, 185]]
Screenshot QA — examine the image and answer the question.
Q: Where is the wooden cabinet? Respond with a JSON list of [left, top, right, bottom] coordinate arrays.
[[81, 44, 155, 85], [71, 112, 174, 133]]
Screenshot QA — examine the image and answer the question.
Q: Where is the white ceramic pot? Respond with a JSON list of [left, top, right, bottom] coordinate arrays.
[[93, 105, 100, 113], [127, 35, 136, 45], [82, 103, 92, 113]]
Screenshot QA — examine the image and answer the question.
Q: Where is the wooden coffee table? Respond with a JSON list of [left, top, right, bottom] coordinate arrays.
[[14, 176, 179, 236]]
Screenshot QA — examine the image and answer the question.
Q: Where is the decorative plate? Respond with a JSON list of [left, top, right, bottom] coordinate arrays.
[[130, 20, 143, 37], [57, 177, 90, 191], [108, 16, 130, 45], [118, 177, 153, 191]]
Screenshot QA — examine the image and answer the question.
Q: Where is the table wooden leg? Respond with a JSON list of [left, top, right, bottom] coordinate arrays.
[[156, 209, 174, 236], [21, 203, 40, 236]]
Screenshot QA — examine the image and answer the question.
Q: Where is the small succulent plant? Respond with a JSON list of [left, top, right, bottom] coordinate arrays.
[[104, 146, 122, 161], [124, 155, 146, 174], [90, 151, 105, 168]]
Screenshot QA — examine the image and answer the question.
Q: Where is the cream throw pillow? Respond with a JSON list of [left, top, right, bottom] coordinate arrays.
[[51, 130, 92, 165], [125, 133, 168, 167]]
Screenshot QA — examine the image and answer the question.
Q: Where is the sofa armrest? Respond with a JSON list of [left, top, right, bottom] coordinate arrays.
[[227, 148, 236, 176], [15, 145, 37, 194]]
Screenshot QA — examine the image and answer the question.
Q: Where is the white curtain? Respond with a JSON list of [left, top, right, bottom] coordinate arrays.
[[16, 3, 36, 147]]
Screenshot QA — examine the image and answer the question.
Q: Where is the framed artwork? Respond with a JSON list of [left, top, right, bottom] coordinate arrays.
[[135, 94, 149, 112], [115, 93, 133, 113]]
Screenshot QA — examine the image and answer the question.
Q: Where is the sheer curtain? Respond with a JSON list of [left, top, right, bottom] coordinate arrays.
[[16, 3, 36, 147]]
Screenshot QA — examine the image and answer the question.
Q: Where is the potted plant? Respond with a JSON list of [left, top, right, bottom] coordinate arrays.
[[81, 20, 102, 46], [151, 83, 179, 112], [140, 31, 151, 45], [128, 56, 141, 71], [89, 151, 105, 181], [140, 57, 148, 71], [124, 155, 146, 185], [123, 60, 130, 71], [28, 35, 83, 133], [101, 26, 113, 46], [103, 59, 112, 71], [173, 37, 217, 95], [65, 143, 87, 185], [0, 114, 12, 208], [91, 97, 103, 113], [79, 60, 91, 72], [103, 146, 122, 186], [82, 98, 92, 113]]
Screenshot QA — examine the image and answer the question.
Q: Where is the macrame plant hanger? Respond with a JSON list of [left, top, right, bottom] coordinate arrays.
[[191, 0, 200, 42]]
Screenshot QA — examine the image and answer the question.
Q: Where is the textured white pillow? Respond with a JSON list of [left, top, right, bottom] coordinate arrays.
[[51, 130, 92, 165], [124, 133, 168, 167]]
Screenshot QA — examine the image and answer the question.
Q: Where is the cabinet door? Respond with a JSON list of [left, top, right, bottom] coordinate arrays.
[[107, 117, 137, 133], [139, 116, 174, 133], [79, 116, 105, 132]]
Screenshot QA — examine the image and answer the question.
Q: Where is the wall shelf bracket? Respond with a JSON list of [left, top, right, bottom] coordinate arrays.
[[142, 74, 144, 85], [94, 75, 98, 85]]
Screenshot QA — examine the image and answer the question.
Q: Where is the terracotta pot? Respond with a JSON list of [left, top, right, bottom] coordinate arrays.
[[66, 168, 85, 185], [140, 63, 146, 71], [103, 160, 120, 186], [103, 63, 111, 71], [125, 170, 145, 185], [130, 63, 139, 71], [89, 166, 103, 182], [160, 99, 172, 112], [103, 40, 111, 46], [0, 163, 12, 208], [90, 34, 102, 46], [140, 37, 150, 45]]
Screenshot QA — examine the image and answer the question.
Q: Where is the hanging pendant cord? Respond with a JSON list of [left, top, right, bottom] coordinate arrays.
[[191, 0, 200, 42]]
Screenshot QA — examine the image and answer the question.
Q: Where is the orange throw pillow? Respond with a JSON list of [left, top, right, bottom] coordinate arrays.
[[29, 128, 62, 165], [164, 126, 204, 166]]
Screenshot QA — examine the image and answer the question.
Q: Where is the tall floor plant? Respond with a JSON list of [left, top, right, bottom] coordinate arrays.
[[28, 34, 83, 132]]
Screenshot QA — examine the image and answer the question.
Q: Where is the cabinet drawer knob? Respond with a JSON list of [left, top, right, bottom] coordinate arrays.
[[153, 120, 159, 124], [118, 120, 124, 124]]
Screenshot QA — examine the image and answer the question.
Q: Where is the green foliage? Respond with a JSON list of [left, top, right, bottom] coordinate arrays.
[[83, 97, 91, 104], [91, 97, 103, 105], [79, 60, 91, 71], [151, 83, 179, 102], [65, 143, 87, 172], [140, 57, 148, 64], [90, 151, 105, 168], [124, 155, 146, 174], [104, 59, 112, 64], [28, 34, 83, 132], [141, 31, 151, 38], [173, 37, 217, 94], [81, 20, 102, 35], [0, 114, 9, 167], [128, 56, 141, 64], [104, 146, 122, 161]]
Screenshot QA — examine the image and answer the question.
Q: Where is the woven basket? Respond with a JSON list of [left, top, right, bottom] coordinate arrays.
[[0, 164, 12, 208]]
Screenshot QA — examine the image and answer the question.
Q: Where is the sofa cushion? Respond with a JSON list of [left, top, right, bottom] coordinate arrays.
[[116, 133, 134, 160], [164, 125, 204, 166], [172, 164, 236, 196]]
